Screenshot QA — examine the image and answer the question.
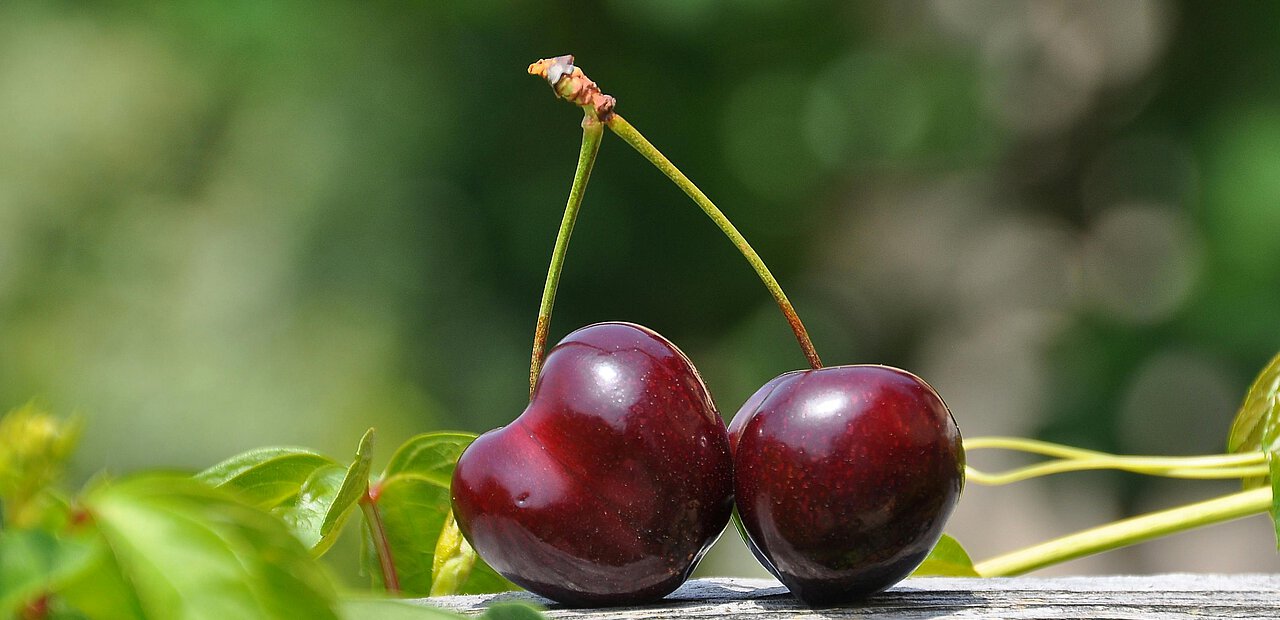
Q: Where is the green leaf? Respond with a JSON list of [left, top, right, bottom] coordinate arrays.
[[383, 432, 477, 484], [364, 432, 513, 596], [274, 465, 348, 556], [911, 534, 979, 577], [479, 603, 546, 620], [196, 447, 336, 508], [0, 529, 97, 615], [323, 429, 375, 536], [339, 598, 470, 620], [429, 511, 476, 596], [1227, 352, 1280, 488], [78, 474, 340, 619], [196, 431, 373, 557], [276, 429, 375, 557], [457, 560, 513, 594], [57, 536, 147, 620]]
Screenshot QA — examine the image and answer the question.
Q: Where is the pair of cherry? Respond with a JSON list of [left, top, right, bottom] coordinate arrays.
[[451, 322, 964, 607], [448, 56, 963, 607]]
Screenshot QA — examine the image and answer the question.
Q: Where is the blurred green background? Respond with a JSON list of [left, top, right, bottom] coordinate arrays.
[[2, 1, 1278, 578]]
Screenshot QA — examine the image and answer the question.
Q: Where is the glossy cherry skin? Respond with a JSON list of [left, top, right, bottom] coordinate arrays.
[[451, 322, 734, 606], [728, 365, 963, 605]]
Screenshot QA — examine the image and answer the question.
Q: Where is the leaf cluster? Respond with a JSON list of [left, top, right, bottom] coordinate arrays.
[[0, 408, 531, 619], [1226, 352, 1280, 546]]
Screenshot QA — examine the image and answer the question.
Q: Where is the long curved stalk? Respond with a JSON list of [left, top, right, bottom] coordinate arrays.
[[528, 119, 604, 396], [606, 115, 822, 370]]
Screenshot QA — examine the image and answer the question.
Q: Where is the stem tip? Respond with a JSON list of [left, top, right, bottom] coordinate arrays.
[[528, 55, 616, 121]]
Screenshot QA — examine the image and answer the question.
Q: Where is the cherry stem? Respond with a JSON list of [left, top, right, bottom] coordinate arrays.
[[527, 55, 821, 368], [528, 117, 605, 396], [974, 486, 1272, 576], [359, 489, 401, 594], [605, 115, 823, 370]]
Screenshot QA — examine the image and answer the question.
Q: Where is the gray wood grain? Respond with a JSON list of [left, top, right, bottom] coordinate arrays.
[[423, 574, 1280, 619]]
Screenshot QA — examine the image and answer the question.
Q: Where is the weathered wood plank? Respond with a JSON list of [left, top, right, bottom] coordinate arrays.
[[424, 574, 1280, 619]]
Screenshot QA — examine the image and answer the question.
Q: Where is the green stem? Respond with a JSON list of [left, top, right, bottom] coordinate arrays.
[[965, 436, 1117, 459], [967, 461, 1270, 486], [605, 114, 823, 370], [528, 118, 605, 396], [360, 490, 400, 594], [964, 436, 1269, 485], [974, 486, 1272, 576]]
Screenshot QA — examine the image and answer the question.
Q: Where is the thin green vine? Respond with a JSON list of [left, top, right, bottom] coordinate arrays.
[[965, 437, 1269, 485], [964, 436, 1275, 575], [974, 487, 1271, 576]]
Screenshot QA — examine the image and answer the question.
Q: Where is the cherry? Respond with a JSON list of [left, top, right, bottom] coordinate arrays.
[[728, 365, 964, 605], [451, 322, 734, 607]]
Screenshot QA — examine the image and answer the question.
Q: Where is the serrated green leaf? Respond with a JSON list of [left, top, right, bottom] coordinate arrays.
[[1227, 352, 1280, 488], [364, 432, 514, 596], [429, 511, 476, 596], [82, 474, 339, 619], [196, 447, 336, 508], [911, 534, 979, 577], [339, 598, 470, 620], [0, 529, 97, 615]]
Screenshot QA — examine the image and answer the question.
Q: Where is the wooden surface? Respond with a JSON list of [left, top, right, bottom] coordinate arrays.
[[425, 574, 1280, 619]]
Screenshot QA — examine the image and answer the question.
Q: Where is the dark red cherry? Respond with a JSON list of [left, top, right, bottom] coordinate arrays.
[[728, 365, 964, 606], [451, 322, 734, 606]]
